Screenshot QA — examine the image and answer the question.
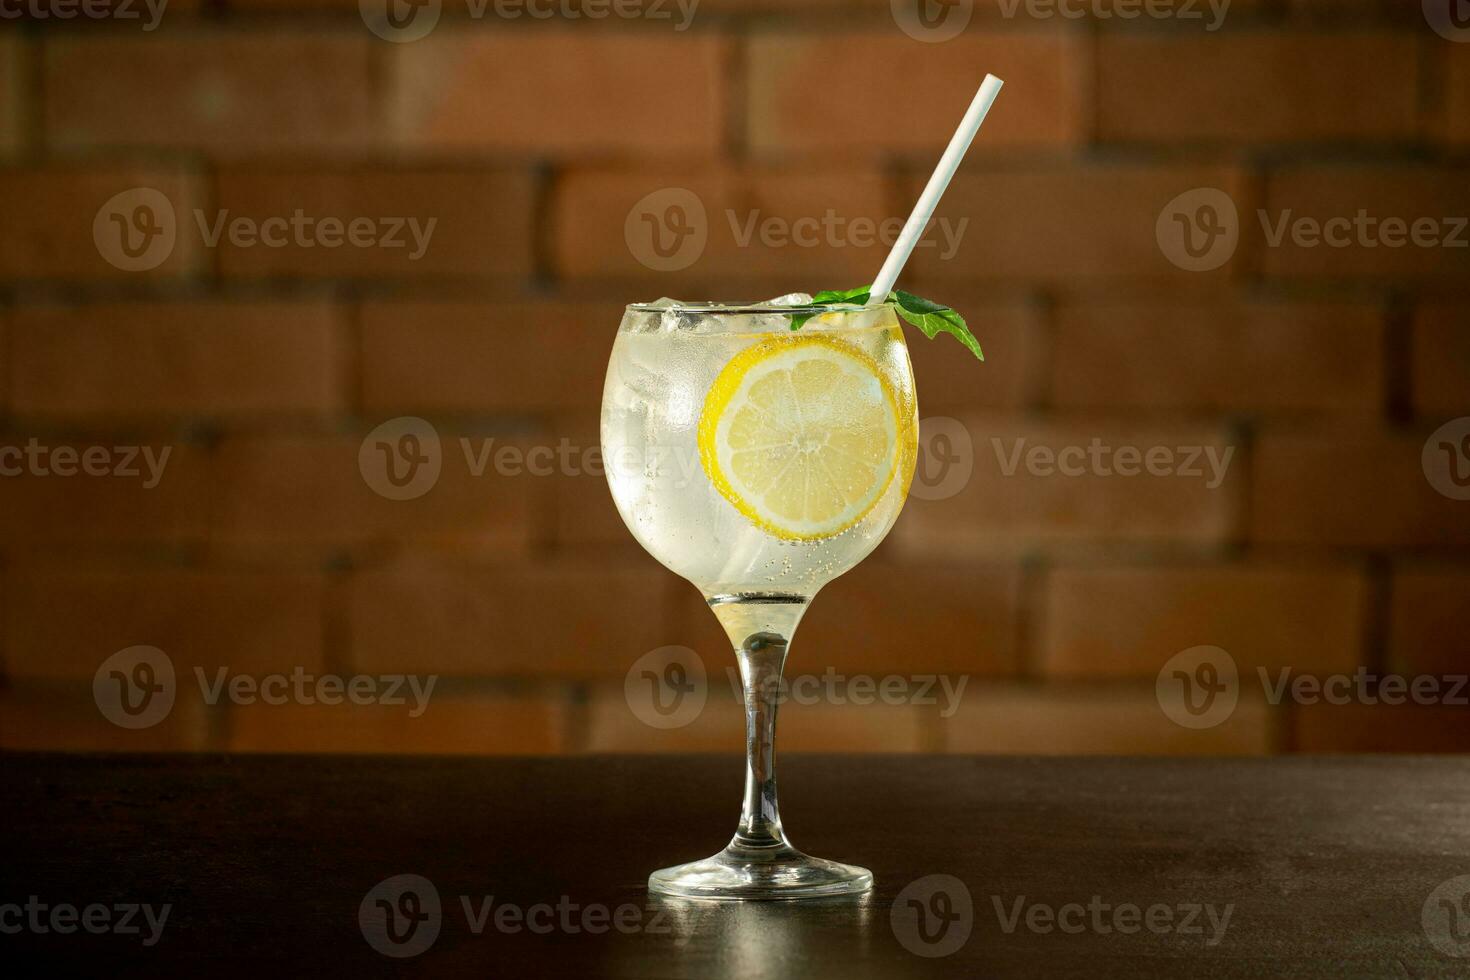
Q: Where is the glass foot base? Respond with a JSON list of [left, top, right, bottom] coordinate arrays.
[[648, 842, 872, 901]]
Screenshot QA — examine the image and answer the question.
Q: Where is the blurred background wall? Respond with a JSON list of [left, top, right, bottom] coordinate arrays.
[[0, 0, 1467, 756]]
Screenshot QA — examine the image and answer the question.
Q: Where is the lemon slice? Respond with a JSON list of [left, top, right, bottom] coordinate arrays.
[[698, 334, 906, 541]]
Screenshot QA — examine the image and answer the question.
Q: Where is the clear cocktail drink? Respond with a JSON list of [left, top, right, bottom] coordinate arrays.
[[602, 300, 918, 899]]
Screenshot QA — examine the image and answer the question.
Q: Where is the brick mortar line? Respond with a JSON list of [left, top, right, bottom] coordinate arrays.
[[21, 30, 42, 161], [1082, 12, 1100, 147], [343, 293, 366, 420], [1030, 289, 1056, 412], [0, 563, 8, 686], [1272, 697, 1292, 754], [1361, 554, 1393, 678], [724, 26, 747, 163], [129, 10, 1435, 30], [7, 154, 1466, 177], [322, 564, 352, 677], [203, 697, 230, 751], [564, 680, 590, 753], [1226, 417, 1252, 555], [1417, 28, 1446, 140], [0, 304, 12, 424], [529, 160, 558, 289], [1383, 291, 1414, 424], [1015, 557, 1046, 682]]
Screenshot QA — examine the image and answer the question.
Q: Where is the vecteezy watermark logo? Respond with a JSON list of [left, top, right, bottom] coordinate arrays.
[[992, 437, 1235, 489], [728, 210, 965, 257], [360, 874, 442, 958], [360, 0, 442, 42], [1257, 210, 1468, 250], [1423, 876, 1470, 957], [460, 894, 677, 939], [626, 188, 708, 272], [195, 667, 437, 715], [359, 417, 443, 501], [1424, 0, 1470, 42], [1257, 668, 1469, 708], [94, 188, 177, 272], [1423, 417, 1470, 501], [992, 895, 1233, 946], [1156, 646, 1239, 730], [0, 898, 171, 946], [910, 416, 975, 501], [892, 0, 973, 42], [0, 0, 168, 29], [361, 426, 635, 497], [94, 647, 438, 729], [361, 0, 697, 41], [360, 874, 679, 957], [1161, 655, 1470, 729], [93, 646, 177, 730], [0, 439, 173, 488], [625, 646, 708, 729], [95, 187, 437, 272], [193, 210, 435, 258], [722, 667, 969, 717], [892, 874, 973, 957], [993, 0, 1229, 29], [1157, 188, 1239, 272], [1163, 187, 1469, 272], [626, 188, 967, 272]]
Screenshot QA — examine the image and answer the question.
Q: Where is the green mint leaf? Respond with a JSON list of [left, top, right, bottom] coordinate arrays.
[[811, 286, 872, 305], [790, 286, 872, 330], [788, 286, 983, 361], [890, 289, 984, 361]]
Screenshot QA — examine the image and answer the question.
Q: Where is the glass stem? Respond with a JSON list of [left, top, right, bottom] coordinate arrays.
[[732, 631, 790, 850]]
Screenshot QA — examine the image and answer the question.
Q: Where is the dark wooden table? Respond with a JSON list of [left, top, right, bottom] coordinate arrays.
[[5, 753, 1470, 977]]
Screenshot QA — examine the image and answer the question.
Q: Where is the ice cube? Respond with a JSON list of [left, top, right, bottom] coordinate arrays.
[[659, 308, 701, 333], [765, 292, 814, 307], [739, 294, 815, 331]]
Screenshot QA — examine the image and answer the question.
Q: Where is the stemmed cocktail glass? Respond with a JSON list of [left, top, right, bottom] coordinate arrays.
[[602, 300, 917, 899]]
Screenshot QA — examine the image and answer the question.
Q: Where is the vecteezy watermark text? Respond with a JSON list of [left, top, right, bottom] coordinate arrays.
[[1157, 646, 1470, 730], [723, 666, 968, 717], [623, 647, 970, 729], [992, 895, 1233, 946], [1257, 667, 1469, 708], [1158, 187, 1469, 272], [624, 187, 968, 272], [992, 437, 1235, 489], [994, 0, 1229, 29], [194, 667, 436, 716], [889, 874, 1234, 958], [359, 419, 618, 501], [359, 0, 698, 43], [0, 897, 171, 946], [0, 0, 168, 29], [93, 187, 437, 272], [359, 874, 677, 958], [0, 439, 171, 488], [93, 646, 437, 730], [1258, 210, 1469, 251], [194, 210, 435, 259], [726, 210, 967, 260]]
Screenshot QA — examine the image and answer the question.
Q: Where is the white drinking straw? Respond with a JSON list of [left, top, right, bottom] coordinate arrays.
[[868, 74, 1004, 303]]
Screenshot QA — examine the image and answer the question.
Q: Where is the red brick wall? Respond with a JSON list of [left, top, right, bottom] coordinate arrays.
[[1, 0, 1467, 755]]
